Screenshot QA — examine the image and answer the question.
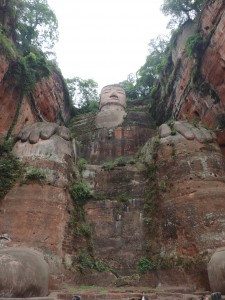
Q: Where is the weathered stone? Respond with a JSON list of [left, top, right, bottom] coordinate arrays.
[[174, 121, 195, 140], [40, 123, 57, 140], [0, 247, 49, 297], [21, 128, 31, 142], [190, 126, 207, 143], [208, 248, 225, 294], [200, 127, 214, 143], [57, 125, 71, 140], [29, 128, 40, 144], [159, 123, 171, 138]]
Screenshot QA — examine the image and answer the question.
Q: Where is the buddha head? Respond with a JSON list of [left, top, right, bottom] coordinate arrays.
[[99, 85, 126, 111]]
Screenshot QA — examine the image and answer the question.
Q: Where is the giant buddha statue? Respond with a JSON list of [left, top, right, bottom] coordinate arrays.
[[96, 84, 127, 128], [99, 84, 127, 110]]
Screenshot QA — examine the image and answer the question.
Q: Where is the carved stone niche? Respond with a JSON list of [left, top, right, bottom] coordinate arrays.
[[96, 84, 127, 129]]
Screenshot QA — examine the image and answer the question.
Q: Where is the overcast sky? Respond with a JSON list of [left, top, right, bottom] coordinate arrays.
[[47, 0, 169, 92]]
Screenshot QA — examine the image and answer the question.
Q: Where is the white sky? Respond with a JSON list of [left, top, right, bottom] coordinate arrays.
[[47, 0, 169, 92]]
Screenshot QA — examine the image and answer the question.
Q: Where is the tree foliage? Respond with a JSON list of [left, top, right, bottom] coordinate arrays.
[[66, 77, 99, 113], [136, 36, 169, 98], [119, 73, 139, 100], [161, 0, 205, 28], [2, 0, 58, 54], [119, 36, 169, 100]]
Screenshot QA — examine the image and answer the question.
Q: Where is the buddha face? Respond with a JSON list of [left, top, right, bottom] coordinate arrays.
[[99, 85, 126, 110]]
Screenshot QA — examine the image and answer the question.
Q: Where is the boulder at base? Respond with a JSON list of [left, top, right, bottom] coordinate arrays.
[[0, 247, 49, 297], [208, 247, 225, 293]]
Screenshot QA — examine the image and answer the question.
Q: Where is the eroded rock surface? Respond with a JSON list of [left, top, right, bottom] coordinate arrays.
[[142, 123, 225, 259]]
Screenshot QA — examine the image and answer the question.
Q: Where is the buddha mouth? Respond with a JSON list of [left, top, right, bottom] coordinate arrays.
[[109, 95, 119, 100]]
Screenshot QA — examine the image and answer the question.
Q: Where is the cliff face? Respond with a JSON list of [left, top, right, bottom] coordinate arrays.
[[0, 55, 71, 140], [3, 0, 225, 293], [150, 0, 225, 133]]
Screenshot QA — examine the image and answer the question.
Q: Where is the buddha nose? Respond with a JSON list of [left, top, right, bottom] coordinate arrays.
[[109, 92, 118, 99]]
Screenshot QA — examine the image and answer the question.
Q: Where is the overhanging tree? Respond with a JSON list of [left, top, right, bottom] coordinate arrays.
[[161, 0, 205, 28]]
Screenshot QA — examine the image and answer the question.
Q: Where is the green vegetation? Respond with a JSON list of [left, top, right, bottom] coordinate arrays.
[[25, 168, 46, 183], [73, 251, 110, 273], [138, 257, 157, 272], [102, 161, 115, 171], [75, 223, 92, 238], [77, 158, 87, 173], [116, 194, 130, 203], [66, 77, 99, 112], [161, 0, 206, 28], [185, 33, 204, 57], [101, 156, 136, 171], [7, 0, 58, 54], [115, 157, 127, 166], [146, 163, 157, 181], [0, 26, 16, 59], [62, 284, 113, 294], [166, 119, 176, 135], [138, 254, 208, 273], [0, 140, 23, 199], [70, 180, 91, 205], [119, 36, 169, 100]]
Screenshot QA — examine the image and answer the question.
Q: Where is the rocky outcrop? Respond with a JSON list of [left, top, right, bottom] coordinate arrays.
[[0, 247, 49, 297]]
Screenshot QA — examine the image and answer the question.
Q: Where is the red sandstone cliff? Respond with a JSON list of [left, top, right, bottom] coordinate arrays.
[[3, 0, 225, 292], [150, 0, 225, 135], [0, 54, 72, 140]]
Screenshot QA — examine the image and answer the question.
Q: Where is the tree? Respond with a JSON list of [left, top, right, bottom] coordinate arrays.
[[1, 0, 58, 53], [161, 0, 205, 28], [119, 73, 139, 100], [135, 36, 169, 98], [119, 37, 169, 100], [66, 77, 99, 113]]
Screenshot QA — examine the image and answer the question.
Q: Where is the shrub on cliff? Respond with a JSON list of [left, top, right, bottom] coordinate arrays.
[[70, 180, 91, 205], [24, 168, 46, 184], [0, 140, 23, 199]]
